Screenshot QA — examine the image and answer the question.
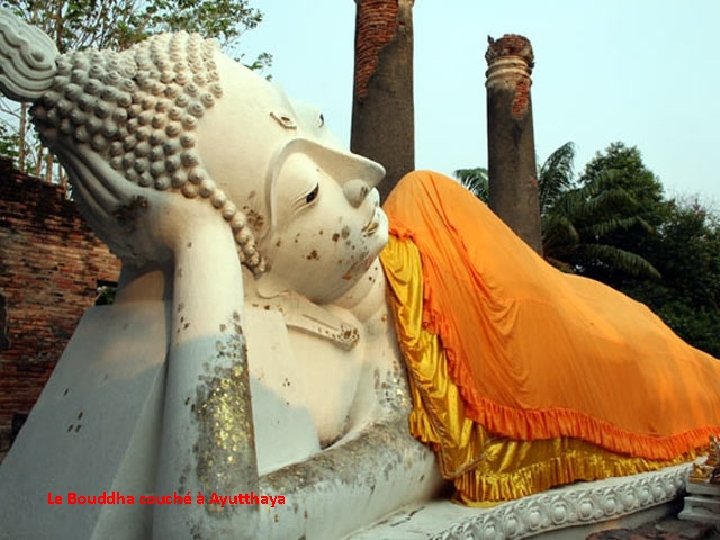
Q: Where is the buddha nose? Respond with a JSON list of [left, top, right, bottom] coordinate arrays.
[[343, 179, 373, 208]]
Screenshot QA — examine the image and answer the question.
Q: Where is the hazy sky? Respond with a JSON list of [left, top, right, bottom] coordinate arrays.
[[241, 1, 720, 203]]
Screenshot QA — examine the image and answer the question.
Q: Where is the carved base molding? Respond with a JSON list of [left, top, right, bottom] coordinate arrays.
[[347, 464, 692, 539]]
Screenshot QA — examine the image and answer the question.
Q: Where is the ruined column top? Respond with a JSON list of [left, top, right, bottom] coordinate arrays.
[[486, 34, 534, 69], [353, 0, 416, 4], [485, 34, 534, 89]]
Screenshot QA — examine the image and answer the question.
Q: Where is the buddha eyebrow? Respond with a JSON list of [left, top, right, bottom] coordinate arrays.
[[270, 110, 297, 129]]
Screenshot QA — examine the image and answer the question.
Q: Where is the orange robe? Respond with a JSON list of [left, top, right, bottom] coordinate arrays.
[[380, 171, 720, 503]]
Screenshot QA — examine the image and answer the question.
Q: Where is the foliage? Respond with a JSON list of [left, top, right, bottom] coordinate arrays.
[[95, 284, 117, 305], [454, 167, 489, 203], [460, 141, 720, 357], [618, 200, 720, 357], [580, 143, 665, 223], [0, 121, 20, 161], [540, 143, 661, 281], [537, 142, 576, 215], [1, 0, 266, 54], [0, 0, 270, 177], [539, 141, 720, 356]]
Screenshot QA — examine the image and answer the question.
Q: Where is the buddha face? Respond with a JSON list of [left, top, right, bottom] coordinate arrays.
[[263, 141, 388, 303], [196, 52, 388, 303]]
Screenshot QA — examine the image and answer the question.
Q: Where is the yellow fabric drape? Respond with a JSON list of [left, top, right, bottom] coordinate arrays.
[[381, 234, 693, 504]]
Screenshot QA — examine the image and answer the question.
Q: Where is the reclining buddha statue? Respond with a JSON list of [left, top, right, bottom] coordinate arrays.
[[0, 10, 719, 540]]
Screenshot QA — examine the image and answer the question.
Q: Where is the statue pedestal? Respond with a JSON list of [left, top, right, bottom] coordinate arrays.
[[345, 465, 690, 540], [679, 480, 720, 526], [0, 302, 168, 540]]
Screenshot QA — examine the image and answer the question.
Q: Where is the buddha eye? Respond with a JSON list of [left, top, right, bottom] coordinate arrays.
[[305, 183, 319, 204]]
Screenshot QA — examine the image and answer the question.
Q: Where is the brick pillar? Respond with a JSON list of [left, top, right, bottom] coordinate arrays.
[[351, 0, 414, 203], [485, 35, 543, 254]]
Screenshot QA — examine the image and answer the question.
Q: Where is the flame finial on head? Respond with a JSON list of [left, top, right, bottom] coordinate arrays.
[[0, 9, 57, 101]]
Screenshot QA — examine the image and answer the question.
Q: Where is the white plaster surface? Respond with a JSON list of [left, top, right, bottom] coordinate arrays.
[[679, 496, 720, 525], [245, 306, 320, 474], [680, 480, 720, 526], [0, 301, 168, 540], [686, 481, 720, 496], [345, 465, 691, 540], [0, 13, 701, 540]]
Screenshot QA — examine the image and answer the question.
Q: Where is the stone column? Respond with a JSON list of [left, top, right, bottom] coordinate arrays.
[[485, 34, 543, 254], [351, 0, 414, 203]]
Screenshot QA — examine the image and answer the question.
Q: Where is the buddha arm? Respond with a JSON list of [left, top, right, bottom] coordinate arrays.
[[243, 262, 443, 538], [258, 417, 443, 540], [257, 283, 445, 539]]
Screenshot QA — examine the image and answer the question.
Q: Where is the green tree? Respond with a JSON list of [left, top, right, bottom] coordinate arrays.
[[457, 143, 720, 357], [0, 121, 20, 161], [541, 143, 660, 280], [540, 142, 720, 356], [538, 142, 576, 216], [2, 0, 266, 55], [619, 199, 720, 356], [455, 143, 577, 212], [0, 0, 270, 178], [580, 142, 665, 223], [541, 171, 660, 278], [454, 167, 489, 203]]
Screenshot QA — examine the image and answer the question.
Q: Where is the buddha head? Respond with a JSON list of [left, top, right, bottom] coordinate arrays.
[[0, 12, 388, 302], [196, 53, 389, 303]]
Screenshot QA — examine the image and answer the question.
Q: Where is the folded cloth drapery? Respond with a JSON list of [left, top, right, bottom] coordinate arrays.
[[380, 171, 718, 503]]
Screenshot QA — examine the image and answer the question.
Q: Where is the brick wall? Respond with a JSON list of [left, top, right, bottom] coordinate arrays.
[[353, 0, 400, 100], [485, 34, 543, 254], [486, 34, 534, 120], [351, 0, 415, 202], [0, 159, 120, 460], [486, 34, 534, 63]]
